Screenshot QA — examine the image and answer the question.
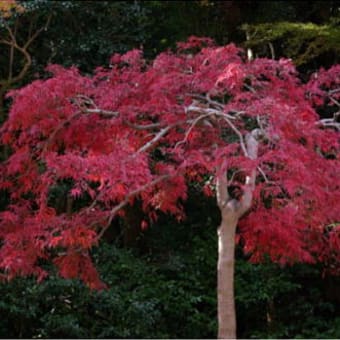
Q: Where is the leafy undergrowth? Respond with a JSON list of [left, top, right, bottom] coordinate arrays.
[[0, 216, 339, 339]]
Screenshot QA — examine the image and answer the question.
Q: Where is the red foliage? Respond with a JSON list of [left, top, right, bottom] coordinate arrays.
[[0, 38, 339, 288]]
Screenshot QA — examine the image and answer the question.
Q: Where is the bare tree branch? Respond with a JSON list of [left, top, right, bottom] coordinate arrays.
[[329, 96, 340, 108], [257, 165, 271, 183], [0, 14, 51, 88], [125, 121, 161, 130], [186, 104, 236, 120], [175, 112, 214, 149], [73, 95, 119, 117], [82, 108, 119, 117], [24, 14, 51, 49], [220, 114, 249, 157], [328, 88, 340, 96], [268, 42, 275, 59], [96, 174, 171, 240], [191, 93, 225, 110], [318, 118, 340, 131], [137, 125, 173, 154]]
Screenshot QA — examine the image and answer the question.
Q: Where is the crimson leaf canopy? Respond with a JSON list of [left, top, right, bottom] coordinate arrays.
[[0, 37, 339, 288]]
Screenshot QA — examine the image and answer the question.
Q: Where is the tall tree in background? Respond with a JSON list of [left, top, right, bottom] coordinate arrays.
[[0, 0, 51, 120], [0, 0, 151, 120], [1, 37, 339, 338], [1, 0, 339, 121]]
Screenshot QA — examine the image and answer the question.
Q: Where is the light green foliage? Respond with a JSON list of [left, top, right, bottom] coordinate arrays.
[[242, 19, 340, 65]]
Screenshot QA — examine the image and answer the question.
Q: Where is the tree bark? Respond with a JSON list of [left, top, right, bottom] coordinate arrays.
[[216, 172, 240, 339], [216, 129, 260, 339], [217, 212, 238, 339]]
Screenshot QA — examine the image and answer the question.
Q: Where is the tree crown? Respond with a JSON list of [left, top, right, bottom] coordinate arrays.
[[1, 37, 339, 288]]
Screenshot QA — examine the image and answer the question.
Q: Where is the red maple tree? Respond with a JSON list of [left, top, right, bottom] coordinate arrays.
[[0, 37, 339, 338]]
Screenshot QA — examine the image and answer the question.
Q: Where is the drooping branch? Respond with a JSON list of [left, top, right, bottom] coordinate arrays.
[[220, 114, 249, 157], [191, 93, 225, 110], [23, 14, 51, 50], [0, 39, 32, 86], [125, 121, 162, 130], [175, 112, 215, 149], [41, 106, 119, 156], [96, 174, 171, 240], [186, 103, 236, 120], [318, 118, 340, 131], [82, 108, 119, 117], [185, 103, 250, 156], [72, 95, 120, 117], [136, 125, 174, 154]]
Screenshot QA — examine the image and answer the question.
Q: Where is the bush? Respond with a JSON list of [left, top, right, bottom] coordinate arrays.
[[0, 211, 339, 338], [0, 232, 217, 338]]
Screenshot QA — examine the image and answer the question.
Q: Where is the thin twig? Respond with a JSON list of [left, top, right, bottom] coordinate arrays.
[[24, 14, 52, 49], [328, 88, 340, 96], [83, 108, 119, 117], [220, 114, 249, 157], [268, 42, 275, 59], [175, 112, 214, 149], [187, 105, 235, 120], [244, 83, 257, 93], [227, 170, 242, 186], [329, 96, 340, 108], [125, 121, 161, 130], [191, 93, 224, 110], [137, 125, 173, 153], [257, 166, 272, 183]]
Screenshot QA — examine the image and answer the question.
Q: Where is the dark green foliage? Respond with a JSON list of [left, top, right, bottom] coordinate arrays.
[[0, 217, 218, 338], [236, 261, 340, 339], [0, 189, 340, 338], [0, 215, 339, 338], [22, 1, 151, 73]]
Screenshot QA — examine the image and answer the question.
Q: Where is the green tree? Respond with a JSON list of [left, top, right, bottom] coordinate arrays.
[[242, 19, 340, 68]]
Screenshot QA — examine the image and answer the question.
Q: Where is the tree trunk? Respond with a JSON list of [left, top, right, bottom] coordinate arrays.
[[217, 212, 238, 339], [216, 130, 260, 339]]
